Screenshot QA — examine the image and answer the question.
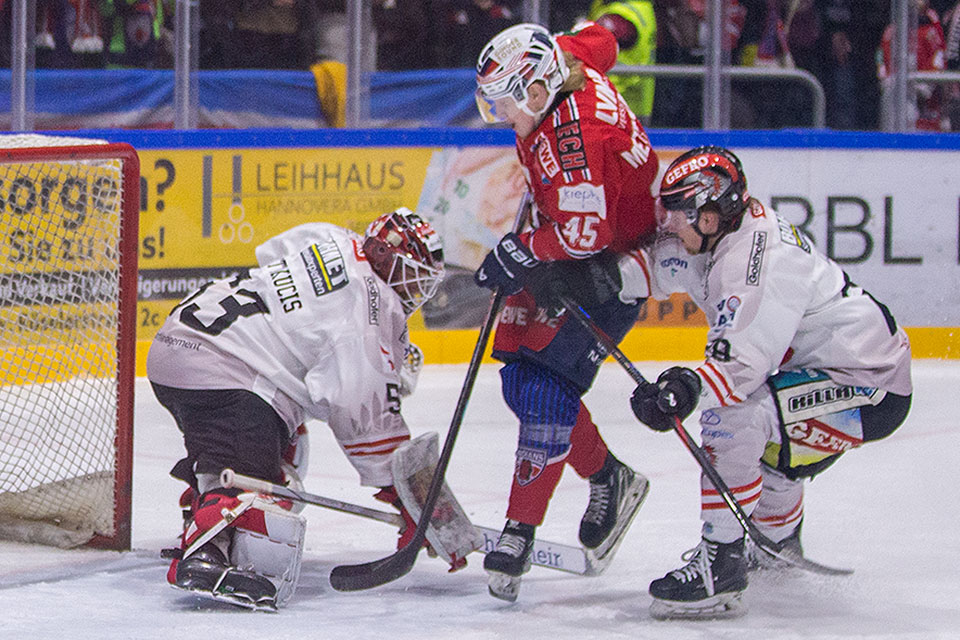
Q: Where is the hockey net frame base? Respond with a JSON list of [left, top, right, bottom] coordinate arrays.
[[0, 135, 139, 550]]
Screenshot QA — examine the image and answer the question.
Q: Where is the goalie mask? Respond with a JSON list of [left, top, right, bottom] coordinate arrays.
[[659, 146, 749, 252], [363, 208, 444, 314], [475, 23, 570, 124]]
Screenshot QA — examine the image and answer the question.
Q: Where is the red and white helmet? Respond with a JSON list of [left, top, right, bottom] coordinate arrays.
[[475, 23, 570, 124], [363, 208, 444, 314]]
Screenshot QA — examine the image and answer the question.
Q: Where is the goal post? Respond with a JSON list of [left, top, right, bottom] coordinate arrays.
[[0, 134, 139, 550]]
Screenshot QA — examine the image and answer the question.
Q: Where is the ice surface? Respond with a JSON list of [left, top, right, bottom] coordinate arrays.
[[2, 360, 958, 640]]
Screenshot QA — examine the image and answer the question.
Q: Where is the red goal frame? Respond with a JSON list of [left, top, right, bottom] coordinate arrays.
[[0, 142, 139, 550]]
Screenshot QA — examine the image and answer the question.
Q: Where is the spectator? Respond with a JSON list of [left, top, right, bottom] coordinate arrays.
[[374, 0, 437, 70], [0, 0, 105, 68], [200, 0, 322, 70], [810, 0, 887, 130], [878, 0, 947, 131], [652, 0, 747, 128], [944, 1, 960, 129], [589, 0, 658, 125], [100, 0, 165, 68], [439, 0, 518, 67]]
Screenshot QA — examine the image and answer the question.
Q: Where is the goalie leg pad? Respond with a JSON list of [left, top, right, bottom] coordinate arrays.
[[390, 433, 483, 569], [167, 489, 304, 610], [230, 495, 307, 608]]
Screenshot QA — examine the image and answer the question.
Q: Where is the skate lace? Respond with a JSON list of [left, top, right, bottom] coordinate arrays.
[[496, 531, 530, 558], [582, 478, 612, 525], [670, 539, 717, 595]]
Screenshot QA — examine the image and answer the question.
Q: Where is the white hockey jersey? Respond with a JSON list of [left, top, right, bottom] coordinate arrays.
[[633, 201, 912, 411], [147, 223, 413, 486]]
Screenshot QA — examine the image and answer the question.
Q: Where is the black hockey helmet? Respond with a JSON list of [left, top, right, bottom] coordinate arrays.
[[659, 146, 749, 223]]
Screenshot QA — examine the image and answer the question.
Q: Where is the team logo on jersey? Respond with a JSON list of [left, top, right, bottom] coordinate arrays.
[[715, 295, 740, 328], [301, 241, 348, 296], [777, 218, 811, 253], [534, 132, 560, 180], [514, 447, 547, 486], [364, 276, 380, 325], [746, 231, 766, 286]]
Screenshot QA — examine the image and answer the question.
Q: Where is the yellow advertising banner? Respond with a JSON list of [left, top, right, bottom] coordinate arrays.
[[135, 146, 436, 337]]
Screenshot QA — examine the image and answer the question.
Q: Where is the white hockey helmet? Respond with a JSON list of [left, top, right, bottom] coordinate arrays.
[[475, 23, 570, 124], [363, 208, 444, 315]]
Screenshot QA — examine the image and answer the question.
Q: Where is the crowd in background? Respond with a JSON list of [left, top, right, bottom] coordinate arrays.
[[1, 0, 959, 131]]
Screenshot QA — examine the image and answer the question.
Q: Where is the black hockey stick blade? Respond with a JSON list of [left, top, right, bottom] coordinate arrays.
[[756, 541, 854, 576]]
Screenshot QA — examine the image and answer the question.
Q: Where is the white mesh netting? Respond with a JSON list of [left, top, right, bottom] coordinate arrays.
[[0, 134, 129, 548]]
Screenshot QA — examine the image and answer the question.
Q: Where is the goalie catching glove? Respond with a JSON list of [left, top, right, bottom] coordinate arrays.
[[631, 367, 701, 431]]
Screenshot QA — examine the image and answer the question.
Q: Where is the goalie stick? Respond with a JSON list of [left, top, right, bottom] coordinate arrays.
[[219, 469, 591, 575], [556, 294, 853, 577], [328, 192, 534, 592]]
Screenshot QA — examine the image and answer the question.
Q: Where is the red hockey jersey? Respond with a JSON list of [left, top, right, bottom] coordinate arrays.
[[493, 23, 660, 356], [515, 22, 660, 261]]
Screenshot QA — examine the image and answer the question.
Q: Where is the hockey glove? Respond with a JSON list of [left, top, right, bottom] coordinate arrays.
[[474, 232, 540, 295], [527, 253, 624, 311], [630, 367, 702, 432]]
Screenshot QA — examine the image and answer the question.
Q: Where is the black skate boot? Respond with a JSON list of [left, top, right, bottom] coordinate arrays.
[[175, 542, 278, 612], [483, 519, 535, 602], [649, 537, 749, 620], [579, 453, 649, 571]]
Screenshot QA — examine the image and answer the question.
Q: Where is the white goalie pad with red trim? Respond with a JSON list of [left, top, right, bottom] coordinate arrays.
[[391, 432, 483, 568]]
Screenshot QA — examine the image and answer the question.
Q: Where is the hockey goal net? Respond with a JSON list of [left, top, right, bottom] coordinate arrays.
[[0, 134, 139, 550]]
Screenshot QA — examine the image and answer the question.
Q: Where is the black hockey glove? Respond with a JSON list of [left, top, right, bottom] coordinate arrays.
[[474, 232, 540, 295], [630, 367, 702, 432], [527, 253, 624, 311]]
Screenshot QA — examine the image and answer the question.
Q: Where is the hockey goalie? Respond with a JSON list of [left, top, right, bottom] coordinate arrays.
[[149, 208, 473, 611]]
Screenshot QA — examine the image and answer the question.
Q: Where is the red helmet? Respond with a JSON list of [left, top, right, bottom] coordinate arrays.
[[363, 208, 444, 314], [660, 146, 749, 224]]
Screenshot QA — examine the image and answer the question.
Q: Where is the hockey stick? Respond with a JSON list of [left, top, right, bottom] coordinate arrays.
[[556, 295, 853, 576], [220, 468, 590, 575], [328, 192, 534, 592]]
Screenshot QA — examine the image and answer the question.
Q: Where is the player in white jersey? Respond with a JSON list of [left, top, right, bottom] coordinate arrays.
[[147, 208, 444, 610], [619, 147, 912, 619]]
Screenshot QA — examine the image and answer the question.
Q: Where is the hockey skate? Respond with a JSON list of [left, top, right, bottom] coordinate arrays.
[[173, 542, 279, 612], [578, 453, 649, 575], [483, 520, 535, 602], [648, 537, 748, 620]]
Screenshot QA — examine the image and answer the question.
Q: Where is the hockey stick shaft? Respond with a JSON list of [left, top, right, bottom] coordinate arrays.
[[221, 469, 591, 575], [328, 192, 533, 592], [557, 295, 851, 575], [220, 468, 404, 527]]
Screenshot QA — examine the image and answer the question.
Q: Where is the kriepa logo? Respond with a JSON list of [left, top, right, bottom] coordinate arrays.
[[745, 231, 766, 286], [301, 240, 348, 296]]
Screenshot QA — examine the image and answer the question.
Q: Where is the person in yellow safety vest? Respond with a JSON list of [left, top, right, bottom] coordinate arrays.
[[588, 0, 657, 124]]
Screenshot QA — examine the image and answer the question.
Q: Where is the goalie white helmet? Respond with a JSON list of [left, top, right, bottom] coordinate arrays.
[[363, 208, 444, 315], [475, 23, 570, 124]]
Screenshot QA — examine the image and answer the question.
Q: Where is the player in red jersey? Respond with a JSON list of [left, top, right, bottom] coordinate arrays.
[[473, 21, 661, 600]]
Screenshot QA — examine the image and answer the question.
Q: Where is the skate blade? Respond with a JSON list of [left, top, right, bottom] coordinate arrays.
[[171, 582, 278, 613], [649, 592, 745, 620], [583, 474, 650, 576], [486, 571, 521, 603]]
